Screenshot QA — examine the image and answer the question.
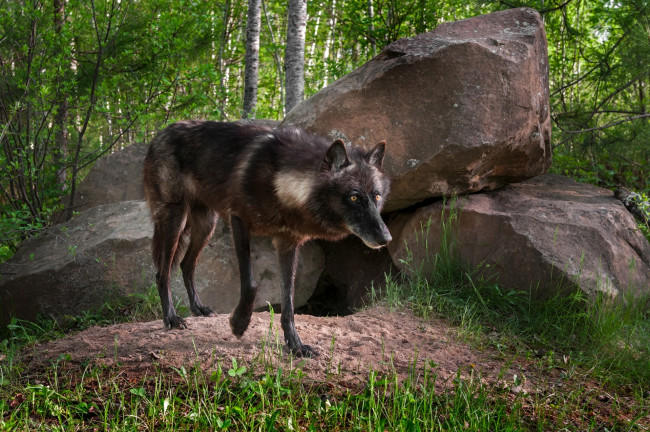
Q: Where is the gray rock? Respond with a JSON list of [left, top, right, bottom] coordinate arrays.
[[0, 201, 324, 326], [61, 143, 148, 216], [283, 8, 551, 212], [387, 175, 650, 297]]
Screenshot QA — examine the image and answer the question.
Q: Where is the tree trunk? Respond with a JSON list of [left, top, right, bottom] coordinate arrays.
[[218, 0, 231, 102], [262, 0, 284, 112], [284, 0, 307, 114], [368, 0, 376, 57], [243, 0, 261, 118], [307, 6, 322, 68], [322, 0, 337, 87], [53, 0, 68, 192]]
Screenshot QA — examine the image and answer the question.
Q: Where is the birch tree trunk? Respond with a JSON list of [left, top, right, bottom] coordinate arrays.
[[243, 0, 261, 118], [218, 0, 231, 103], [307, 6, 322, 68], [368, 0, 376, 57], [284, 0, 307, 114]]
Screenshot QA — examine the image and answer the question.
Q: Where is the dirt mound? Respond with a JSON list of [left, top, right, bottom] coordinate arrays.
[[22, 307, 538, 392]]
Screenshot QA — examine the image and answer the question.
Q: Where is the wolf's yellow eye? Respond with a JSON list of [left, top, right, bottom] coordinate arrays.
[[375, 195, 381, 202], [350, 195, 358, 202]]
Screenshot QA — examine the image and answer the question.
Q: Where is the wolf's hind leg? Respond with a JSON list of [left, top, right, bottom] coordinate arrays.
[[229, 215, 259, 338], [181, 204, 218, 317], [153, 202, 189, 330]]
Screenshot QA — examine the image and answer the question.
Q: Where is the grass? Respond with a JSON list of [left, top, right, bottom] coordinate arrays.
[[1, 203, 649, 430], [0, 353, 534, 431], [0, 297, 531, 431], [379, 258, 650, 388]]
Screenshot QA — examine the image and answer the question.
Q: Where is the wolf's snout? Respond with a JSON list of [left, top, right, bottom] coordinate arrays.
[[355, 223, 392, 249]]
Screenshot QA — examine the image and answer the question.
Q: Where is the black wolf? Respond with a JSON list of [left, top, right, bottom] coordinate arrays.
[[143, 120, 391, 357]]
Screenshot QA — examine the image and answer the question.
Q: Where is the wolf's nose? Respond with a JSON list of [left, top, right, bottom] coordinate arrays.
[[378, 232, 392, 246]]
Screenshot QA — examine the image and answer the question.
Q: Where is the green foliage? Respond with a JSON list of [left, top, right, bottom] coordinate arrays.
[[540, 0, 650, 198], [1, 0, 648, 252]]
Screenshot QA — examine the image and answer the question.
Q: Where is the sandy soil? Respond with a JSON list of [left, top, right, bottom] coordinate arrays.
[[21, 307, 543, 394]]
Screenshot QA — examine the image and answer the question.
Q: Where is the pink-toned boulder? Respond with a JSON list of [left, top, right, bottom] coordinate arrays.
[[283, 8, 551, 212], [388, 175, 650, 297]]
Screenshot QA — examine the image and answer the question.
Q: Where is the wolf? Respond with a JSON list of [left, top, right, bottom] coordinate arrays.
[[143, 120, 391, 357]]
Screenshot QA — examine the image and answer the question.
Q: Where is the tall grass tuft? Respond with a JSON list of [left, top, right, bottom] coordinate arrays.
[[379, 197, 650, 390]]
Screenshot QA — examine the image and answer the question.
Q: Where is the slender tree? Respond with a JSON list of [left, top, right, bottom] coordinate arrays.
[[243, 0, 262, 118], [368, 0, 376, 56], [53, 0, 69, 191], [262, 0, 285, 111], [284, 0, 307, 113]]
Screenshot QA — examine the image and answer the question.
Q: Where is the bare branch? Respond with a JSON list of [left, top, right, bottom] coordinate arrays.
[[562, 113, 650, 134], [614, 153, 647, 170], [550, 27, 632, 98]]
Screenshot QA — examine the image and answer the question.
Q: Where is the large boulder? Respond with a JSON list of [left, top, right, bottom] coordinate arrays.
[[0, 201, 324, 326], [283, 7, 551, 212], [307, 236, 398, 315], [62, 143, 148, 216], [388, 175, 650, 297]]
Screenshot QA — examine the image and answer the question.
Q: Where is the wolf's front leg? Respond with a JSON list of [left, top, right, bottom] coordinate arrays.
[[275, 237, 318, 358], [229, 215, 259, 337]]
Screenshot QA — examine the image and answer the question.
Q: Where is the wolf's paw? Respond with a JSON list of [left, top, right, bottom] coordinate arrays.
[[193, 305, 216, 317], [286, 343, 319, 358], [229, 306, 253, 338], [164, 315, 188, 330]]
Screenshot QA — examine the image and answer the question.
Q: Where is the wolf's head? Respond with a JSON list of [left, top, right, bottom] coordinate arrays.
[[320, 139, 392, 249]]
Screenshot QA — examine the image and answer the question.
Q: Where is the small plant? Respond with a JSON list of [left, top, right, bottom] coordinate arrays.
[[228, 358, 246, 378]]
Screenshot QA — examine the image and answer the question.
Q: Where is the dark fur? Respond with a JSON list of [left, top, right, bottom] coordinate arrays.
[[143, 120, 391, 357]]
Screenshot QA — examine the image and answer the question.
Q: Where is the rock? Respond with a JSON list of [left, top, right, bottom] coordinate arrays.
[[305, 236, 399, 315], [0, 201, 324, 326], [62, 143, 148, 215], [387, 174, 650, 298], [202, 219, 325, 314], [283, 8, 551, 212], [1, 201, 153, 325]]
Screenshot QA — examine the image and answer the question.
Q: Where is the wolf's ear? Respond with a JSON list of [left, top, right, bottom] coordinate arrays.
[[323, 139, 350, 172], [366, 141, 386, 169]]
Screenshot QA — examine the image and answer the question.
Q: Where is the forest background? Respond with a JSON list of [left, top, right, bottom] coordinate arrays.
[[1, 0, 649, 260]]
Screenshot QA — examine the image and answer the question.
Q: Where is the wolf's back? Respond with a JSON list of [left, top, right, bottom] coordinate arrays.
[[143, 121, 274, 210]]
